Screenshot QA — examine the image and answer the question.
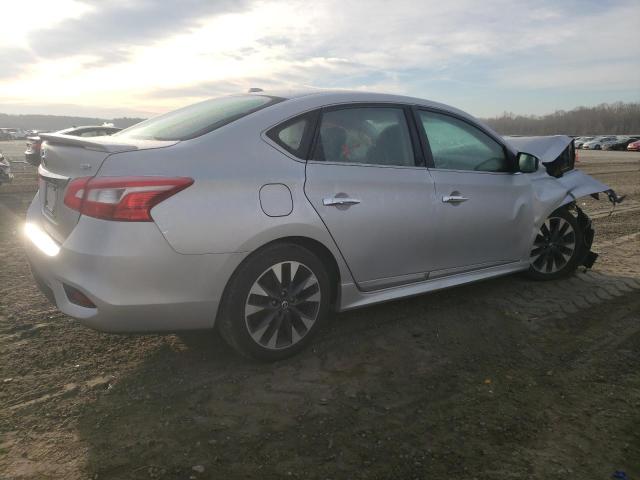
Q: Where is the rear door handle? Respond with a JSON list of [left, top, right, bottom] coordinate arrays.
[[442, 195, 469, 204], [323, 197, 361, 206]]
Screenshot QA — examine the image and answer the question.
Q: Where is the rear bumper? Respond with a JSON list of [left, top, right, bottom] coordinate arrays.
[[24, 196, 246, 333]]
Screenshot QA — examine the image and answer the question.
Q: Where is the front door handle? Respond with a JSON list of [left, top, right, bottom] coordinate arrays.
[[442, 195, 469, 204], [323, 197, 361, 207]]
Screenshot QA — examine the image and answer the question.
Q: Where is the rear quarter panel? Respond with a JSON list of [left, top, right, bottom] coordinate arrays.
[[96, 116, 353, 284]]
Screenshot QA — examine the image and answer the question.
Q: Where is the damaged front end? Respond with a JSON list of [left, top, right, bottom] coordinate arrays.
[[506, 135, 624, 270]]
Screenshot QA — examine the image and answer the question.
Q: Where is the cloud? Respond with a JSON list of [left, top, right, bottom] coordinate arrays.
[[1, 0, 638, 116], [28, 0, 250, 65], [0, 48, 34, 79]]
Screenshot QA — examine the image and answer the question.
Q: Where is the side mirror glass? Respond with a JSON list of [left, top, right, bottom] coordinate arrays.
[[517, 152, 539, 173]]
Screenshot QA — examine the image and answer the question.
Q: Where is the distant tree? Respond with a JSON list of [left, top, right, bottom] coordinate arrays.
[[483, 102, 640, 136], [0, 113, 145, 131]]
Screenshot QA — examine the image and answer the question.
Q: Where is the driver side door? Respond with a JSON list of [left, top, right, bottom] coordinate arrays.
[[416, 109, 535, 276]]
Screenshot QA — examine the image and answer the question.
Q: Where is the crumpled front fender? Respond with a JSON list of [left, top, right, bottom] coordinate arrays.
[[530, 169, 621, 229], [506, 135, 624, 225]]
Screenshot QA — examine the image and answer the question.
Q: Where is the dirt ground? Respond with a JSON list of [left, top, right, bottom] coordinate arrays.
[[1, 141, 639, 480]]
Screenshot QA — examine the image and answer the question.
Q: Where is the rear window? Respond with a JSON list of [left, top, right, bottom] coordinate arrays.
[[115, 95, 283, 141]]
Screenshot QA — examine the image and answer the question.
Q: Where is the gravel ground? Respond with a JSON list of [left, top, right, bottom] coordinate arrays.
[[1, 141, 639, 479]]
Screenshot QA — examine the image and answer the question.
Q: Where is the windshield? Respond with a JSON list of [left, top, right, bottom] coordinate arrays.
[[115, 95, 283, 141]]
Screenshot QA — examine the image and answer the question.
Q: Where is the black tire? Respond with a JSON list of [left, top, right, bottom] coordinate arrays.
[[526, 207, 585, 281], [217, 243, 331, 361]]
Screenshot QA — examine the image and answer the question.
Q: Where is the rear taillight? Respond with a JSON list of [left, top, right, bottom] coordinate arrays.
[[63, 176, 193, 222]]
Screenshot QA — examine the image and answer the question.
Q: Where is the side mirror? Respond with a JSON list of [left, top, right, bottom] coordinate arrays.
[[517, 152, 539, 173]]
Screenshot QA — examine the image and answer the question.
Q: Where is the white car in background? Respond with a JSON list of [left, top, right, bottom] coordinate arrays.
[[574, 137, 593, 149], [582, 136, 617, 150]]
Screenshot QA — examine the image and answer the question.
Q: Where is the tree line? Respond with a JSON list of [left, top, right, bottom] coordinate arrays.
[[0, 113, 144, 131], [483, 102, 640, 136]]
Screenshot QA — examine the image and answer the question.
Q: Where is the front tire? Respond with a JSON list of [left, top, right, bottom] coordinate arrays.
[[217, 243, 331, 361], [526, 208, 584, 281]]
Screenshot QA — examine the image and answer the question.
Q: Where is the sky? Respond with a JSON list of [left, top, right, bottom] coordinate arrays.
[[0, 0, 638, 119]]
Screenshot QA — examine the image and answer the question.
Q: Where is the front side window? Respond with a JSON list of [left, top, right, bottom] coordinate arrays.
[[419, 111, 508, 172], [313, 107, 415, 167], [115, 95, 282, 141]]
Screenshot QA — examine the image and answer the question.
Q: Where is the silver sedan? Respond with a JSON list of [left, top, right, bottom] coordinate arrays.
[[24, 90, 622, 360]]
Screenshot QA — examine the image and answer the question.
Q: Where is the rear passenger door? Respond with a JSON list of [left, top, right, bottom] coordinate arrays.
[[303, 105, 438, 290]]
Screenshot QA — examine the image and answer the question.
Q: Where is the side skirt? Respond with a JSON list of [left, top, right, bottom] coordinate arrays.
[[338, 260, 530, 311]]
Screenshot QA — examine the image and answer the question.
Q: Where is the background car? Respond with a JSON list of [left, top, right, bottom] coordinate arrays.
[[25, 125, 121, 165], [582, 136, 617, 150], [574, 137, 593, 149], [0, 128, 17, 140], [602, 136, 634, 150], [627, 139, 640, 151]]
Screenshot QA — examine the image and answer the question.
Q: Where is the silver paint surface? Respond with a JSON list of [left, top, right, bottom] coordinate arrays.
[[25, 90, 614, 332]]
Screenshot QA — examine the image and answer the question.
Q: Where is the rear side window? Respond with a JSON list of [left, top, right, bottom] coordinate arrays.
[[266, 111, 318, 158], [278, 120, 306, 151], [116, 95, 283, 141], [312, 107, 415, 166]]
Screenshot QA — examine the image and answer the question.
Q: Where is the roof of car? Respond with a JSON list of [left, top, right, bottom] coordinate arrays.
[[251, 88, 476, 124], [256, 88, 442, 105]]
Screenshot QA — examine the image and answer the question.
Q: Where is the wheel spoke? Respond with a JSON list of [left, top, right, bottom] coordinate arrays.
[[295, 300, 319, 318], [556, 244, 574, 256], [276, 311, 293, 348], [530, 246, 545, 256], [291, 265, 312, 295], [260, 312, 282, 347], [557, 220, 570, 237], [559, 231, 575, 245], [297, 282, 319, 301], [549, 217, 560, 239], [552, 250, 567, 269], [258, 269, 281, 298], [540, 221, 551, 238], [247, 293, 274, 309], [545, 253, 554, 273], [533, 234, 546, 246], [289, 308, 309, 337], [280, 262, 292, 289], [247, 308, 278, 334], [533, 253, 546, 269]]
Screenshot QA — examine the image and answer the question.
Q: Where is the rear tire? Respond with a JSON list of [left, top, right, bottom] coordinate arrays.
[[217, 243, 331, 361], [526, 207, 584, 281]]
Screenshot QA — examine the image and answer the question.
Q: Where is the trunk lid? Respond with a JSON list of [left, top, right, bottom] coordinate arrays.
[[37, 133, 177, 242]]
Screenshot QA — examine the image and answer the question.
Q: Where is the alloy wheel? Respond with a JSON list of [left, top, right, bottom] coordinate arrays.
[[244, 261, 321, 350], [530, 216, 577, 274]]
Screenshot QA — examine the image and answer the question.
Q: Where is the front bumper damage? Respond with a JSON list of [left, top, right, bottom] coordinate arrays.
[[506, 135, 625, 271]]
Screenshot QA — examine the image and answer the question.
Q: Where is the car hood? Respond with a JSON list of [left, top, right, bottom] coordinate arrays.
[[504, 135, 573, 164]]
